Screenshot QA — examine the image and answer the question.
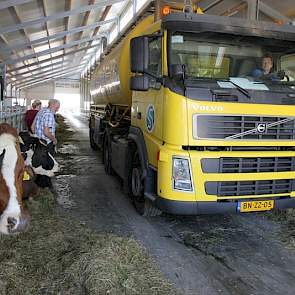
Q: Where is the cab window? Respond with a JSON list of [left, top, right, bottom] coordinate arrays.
[[148, 37, 162, 77]]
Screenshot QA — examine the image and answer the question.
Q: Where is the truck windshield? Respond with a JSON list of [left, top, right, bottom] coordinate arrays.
[[169, 31, 295, 92]]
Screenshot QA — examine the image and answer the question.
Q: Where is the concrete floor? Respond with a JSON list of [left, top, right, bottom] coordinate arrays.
[[54, 113, 295, 295]]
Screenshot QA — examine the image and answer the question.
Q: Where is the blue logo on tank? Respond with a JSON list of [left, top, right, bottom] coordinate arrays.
[[146, 104, 155, 133]]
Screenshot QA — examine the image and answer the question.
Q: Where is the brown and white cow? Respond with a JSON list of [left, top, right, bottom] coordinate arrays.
[[0, 123, 29, 235]]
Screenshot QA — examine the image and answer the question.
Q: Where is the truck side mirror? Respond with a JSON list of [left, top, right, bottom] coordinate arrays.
[[130, 36, 149, 73], [130, 75, 149, 91]]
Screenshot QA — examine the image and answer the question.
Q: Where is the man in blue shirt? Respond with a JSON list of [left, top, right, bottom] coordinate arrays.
[[252, 53, 279, 80], [32, 99, 60, 155]]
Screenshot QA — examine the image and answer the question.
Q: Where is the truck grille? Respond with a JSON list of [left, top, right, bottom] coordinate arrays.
[[194, 115, 295, 140], [202, 157, 295, 173], [205, 179, 295, 197]]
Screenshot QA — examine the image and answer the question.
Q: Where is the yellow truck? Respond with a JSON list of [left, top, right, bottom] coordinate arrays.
[[89, 2, 295, 215]]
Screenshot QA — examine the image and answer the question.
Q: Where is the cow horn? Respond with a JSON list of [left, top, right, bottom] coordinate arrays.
[[18, 136, 24, 145]]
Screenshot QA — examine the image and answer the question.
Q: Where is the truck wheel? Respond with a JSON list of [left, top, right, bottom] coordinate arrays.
[[89, 128, 99, 151], [103, 135, 113, 175], [131, 151, 161, 216]]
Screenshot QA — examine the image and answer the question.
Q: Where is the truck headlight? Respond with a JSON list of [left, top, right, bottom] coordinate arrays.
[[172, 157, 193, 191]]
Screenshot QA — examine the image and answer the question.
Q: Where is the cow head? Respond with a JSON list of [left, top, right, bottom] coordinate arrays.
[[19, 131, 39, 160], [0, 123, 29, 235], [24, 139, 59, 177]]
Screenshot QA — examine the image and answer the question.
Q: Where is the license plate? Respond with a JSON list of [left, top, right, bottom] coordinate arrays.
[[238, 200, 274, 212]]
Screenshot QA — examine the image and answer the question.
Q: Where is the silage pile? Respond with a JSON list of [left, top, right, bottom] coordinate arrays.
[[266, 209, 295, 250], [0, 115, 177, 295], [0, 189, 176, 295]]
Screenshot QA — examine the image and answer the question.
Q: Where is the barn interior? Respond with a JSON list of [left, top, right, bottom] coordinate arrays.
[[1, 1, 295, 295]]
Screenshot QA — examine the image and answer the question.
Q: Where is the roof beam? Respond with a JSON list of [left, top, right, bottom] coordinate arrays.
[[38, 0, 54, 67], [0, 0, 124, 34], [203, 0, 225, 12], [80, 4, 112, 73], [246, 0, 259, 20], [221, 2, 247, 17], [63, 0, 72, 60], [76, 0, 95, 42], [7, 44, 98, 73], [8, 60, 65, 77], [14, 67, 84, 87], [0, 19, 112, 54], [0, 0, 34, 10], [73, 0, 96, 64], [259, 0, 292, 23], [0, 35, 19, 72], [18, 68, 84, 89], [8, 5, 40, 73], [3, 34, 102, 65], [12, 63, 86, 85], [8, 60, 83, 79], [87, 5, 112, 54]]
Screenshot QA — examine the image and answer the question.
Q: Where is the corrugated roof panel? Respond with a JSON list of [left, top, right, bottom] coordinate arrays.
[[34, 43, 50, 52], [38, 54, 51, 61], [71, 0, 89, 10], [51, 50, 64, 57], [2, 31, 27, 45], [22, 72, 33, 77], [100, 0, 127, 34], [16, 0, 43, 22], [27, 26, 48, 38], [53, 58, 63, 63], [22, 64, 38, 71], [47, 27, 64, 36], [0, 9, 19, 27], [41, 60, 53, 67], [47, 19, 66, 30], [45, 0, 65, 15], [50, 40, 64, 48]]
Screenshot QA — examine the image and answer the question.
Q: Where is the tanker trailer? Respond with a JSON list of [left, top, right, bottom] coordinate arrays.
[[89, 15, 153, 148], [89, 2, 295, 216]]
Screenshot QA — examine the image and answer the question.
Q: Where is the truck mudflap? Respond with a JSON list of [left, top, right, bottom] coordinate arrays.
[[153, 196, 295, 215]]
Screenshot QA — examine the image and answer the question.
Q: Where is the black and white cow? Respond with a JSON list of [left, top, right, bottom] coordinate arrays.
[[19, 131, 39, 154], [18, 132, 59, 188]]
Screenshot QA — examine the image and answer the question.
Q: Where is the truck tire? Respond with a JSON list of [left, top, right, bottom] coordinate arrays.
[[89, 128, 99, 151], [130, 151, 161, 216]]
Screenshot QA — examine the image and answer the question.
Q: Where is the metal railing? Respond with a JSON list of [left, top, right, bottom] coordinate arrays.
[[0, 109, 26, 132]]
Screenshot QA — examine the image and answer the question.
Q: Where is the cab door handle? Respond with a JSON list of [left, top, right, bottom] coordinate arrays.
[[137, 112, 142, 120]]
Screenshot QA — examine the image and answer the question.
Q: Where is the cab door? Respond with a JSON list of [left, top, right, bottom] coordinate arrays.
[[135, 35, 164, 168]]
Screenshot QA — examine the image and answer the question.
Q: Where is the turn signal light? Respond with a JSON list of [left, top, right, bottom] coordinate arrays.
[[162, 5, 171, 16]]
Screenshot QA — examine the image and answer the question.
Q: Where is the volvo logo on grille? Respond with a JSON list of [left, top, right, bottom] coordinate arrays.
[[256, 123, 267, 133]]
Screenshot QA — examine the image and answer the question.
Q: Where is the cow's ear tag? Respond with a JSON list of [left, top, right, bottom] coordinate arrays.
[[23, 171, 30, 181]]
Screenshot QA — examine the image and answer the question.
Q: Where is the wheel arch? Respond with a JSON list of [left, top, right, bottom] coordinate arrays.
[[128, 127, 157, 197], [128, 126, 149, 179]]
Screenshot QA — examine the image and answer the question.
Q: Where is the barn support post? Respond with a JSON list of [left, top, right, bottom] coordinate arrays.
[[247, 0, 259, 20], [0, 65, 6, 121]]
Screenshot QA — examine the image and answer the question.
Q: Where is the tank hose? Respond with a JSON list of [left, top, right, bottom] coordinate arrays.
[[108, 107, 130, 128]]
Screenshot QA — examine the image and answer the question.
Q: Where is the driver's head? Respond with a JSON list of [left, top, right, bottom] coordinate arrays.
[[262, 53, 273, 75]]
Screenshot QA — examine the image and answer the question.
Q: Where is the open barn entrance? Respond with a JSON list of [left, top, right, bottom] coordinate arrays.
[[54, 80, 80, 115]]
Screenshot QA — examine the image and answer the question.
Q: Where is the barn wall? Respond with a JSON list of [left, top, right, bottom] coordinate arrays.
[[23, 82, 55, 107]]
